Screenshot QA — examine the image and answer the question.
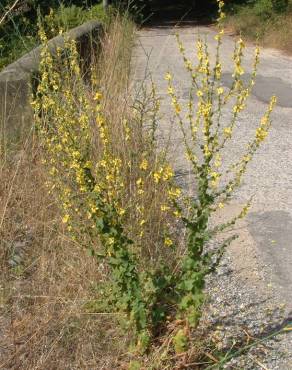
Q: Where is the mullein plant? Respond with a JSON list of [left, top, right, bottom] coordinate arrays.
[[32, 22, 180, 351], [166, 0, 276, 349], [32, 1, 276, 358]]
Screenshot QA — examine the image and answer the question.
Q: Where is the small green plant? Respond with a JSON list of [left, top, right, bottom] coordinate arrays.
[[128, 360, 142, 370], [173, 328, 189, 354]]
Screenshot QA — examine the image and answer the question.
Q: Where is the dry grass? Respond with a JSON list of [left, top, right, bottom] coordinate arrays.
[[0, 11, 180, 368], [0, 15, 136, 370], [0, 109, 126, 370], [225, 5, 292, 54], [262, 13, 292, 52]]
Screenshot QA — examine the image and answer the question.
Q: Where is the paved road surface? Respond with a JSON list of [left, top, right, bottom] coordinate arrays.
[[132, 24, 292, 368]]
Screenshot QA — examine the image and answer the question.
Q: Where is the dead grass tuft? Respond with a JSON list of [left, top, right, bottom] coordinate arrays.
[[226, 7, 292, 54], [0, 15, 137, 370]]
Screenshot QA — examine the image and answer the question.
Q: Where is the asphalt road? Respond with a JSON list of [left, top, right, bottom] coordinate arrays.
[[132, 24, 292, 318]]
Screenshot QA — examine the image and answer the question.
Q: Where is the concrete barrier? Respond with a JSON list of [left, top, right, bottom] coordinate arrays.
[[0, 20, 102, 140]]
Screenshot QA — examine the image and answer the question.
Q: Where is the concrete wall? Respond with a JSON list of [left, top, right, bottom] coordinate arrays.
[[0, 20, 102, 141]]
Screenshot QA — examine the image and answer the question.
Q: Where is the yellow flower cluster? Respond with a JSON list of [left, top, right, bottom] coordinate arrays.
[[166, 0, 277, 230], [168, 187, 181, 199], [233, 38, 245, 78], [255, 95, 277, 144], [153, 165, 174, 184], [139, 159, 149, 171], [33, 32, 131, 237], [164, 237, 173, 247]]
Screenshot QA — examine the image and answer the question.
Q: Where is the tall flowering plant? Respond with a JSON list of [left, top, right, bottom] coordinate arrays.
[[32, 1, 276, 357], [165, 0, 276, 347]]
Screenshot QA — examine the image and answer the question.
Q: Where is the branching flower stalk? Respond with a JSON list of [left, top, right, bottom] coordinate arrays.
[[32, 2, 276, 358], [32, 23, 180, 351], [166, 0, 276, 334]]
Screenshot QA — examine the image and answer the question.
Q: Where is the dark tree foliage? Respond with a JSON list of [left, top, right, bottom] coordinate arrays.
[[113, 0, 219, 21], [271, 0, 288, 13]]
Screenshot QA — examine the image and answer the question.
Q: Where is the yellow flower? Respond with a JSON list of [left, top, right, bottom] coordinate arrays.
[[178, 43, 185, 53], [185, 60, 192, 70], [217, 87, 224, 95], [174, 103, 181, 114], [162, 165, 174, 181], [94, 92, 102, 101], [238, 38, 245, 48], [260, 116, 269, 126], [223, 127, 232, 138], [235, 64, 244, 76], [218, 202, 224, 209], [165, 72, 172, 81], [153, 172, 161, 183], [139, 159, 148, 171], [173, 210, 182, 218], [204, 144, 211, 158], [168, 187, 181, 198], [62, 214, 70, 224], [140, 219, 146, 226], [164, 237, 173, 247], [210, 171, 220, 188], [243, 154, 251, 163], [136, 178, 143, 187], [214, 154, 222, 168], [233, 104, 245, 113], [96, 114, 104, 127], [108, 237, 115, 246], [117, 208, 126, 216], [255, 127, 267, 142], [161, 204, 170, 212], [168, 87, 174, 95]]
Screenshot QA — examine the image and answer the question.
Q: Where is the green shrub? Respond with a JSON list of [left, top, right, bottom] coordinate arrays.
[[49, 4, 87, 31], [89, 3, 108, 21], [46, 3, 107, 32], [254, 0, 273, 19], [271, 0, 288, 13], [0, 2, 106, 69], [233, 0, 288, 20]]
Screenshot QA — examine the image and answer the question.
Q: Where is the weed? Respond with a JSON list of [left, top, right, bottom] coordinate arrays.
[[32, 0, 276, 362], [163, 1, 276, 347], [0, 1, 280, 369]]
